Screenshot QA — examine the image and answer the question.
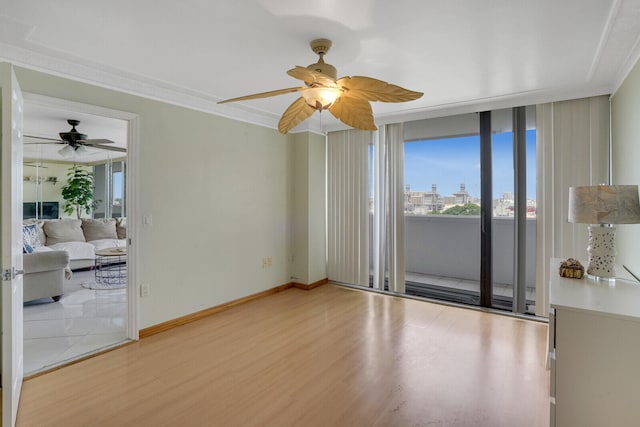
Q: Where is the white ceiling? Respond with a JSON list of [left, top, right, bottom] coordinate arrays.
[[2, 0, 640, 135]]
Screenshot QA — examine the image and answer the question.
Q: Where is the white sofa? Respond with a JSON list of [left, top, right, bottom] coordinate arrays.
[[25, 218, 126, 270]]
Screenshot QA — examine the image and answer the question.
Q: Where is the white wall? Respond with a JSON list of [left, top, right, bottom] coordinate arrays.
[[16, 67, 299, 328], [612, 59, 640, 275]]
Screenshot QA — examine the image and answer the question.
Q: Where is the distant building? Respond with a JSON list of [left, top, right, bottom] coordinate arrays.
[[405, 184, 443, 213], [453, 184, 471, 205]]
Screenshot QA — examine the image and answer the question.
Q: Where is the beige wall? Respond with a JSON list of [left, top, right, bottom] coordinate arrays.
[[14, 67, 322, 328], [612, 59, 640, 276]]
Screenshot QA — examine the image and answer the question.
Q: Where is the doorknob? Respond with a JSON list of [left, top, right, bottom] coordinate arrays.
[[3, 267, 24, 280]]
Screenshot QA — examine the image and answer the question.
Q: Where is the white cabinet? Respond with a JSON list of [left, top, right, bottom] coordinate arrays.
[[549, 259, 640, 427]]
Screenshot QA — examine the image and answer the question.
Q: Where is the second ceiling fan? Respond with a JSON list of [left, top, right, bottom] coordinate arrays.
[[218, 39, 424, 133], [25, 119, 126, 157]]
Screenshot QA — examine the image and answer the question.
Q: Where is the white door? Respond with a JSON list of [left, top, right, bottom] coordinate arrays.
[[1, 62, 25, 427]]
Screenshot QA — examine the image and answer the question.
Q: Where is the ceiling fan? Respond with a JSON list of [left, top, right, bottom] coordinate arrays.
[[218, 39, 424, 134], [25, 119, 126, 157]]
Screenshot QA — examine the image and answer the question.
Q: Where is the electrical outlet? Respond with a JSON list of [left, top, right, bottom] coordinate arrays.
[[140, 283, 151, 297]]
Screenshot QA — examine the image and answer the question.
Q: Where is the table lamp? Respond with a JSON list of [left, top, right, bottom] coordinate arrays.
[[568, 185, 640, 278]]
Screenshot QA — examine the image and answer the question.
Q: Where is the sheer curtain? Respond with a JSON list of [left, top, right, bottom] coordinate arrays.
[[327, 129, 370, 286], [535, 95, 610, 316], [372, 124, 405, 292]]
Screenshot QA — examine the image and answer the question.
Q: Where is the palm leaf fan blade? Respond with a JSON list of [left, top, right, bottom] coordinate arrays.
[[278, 97, 316, 134], [337, 76, 423, 103], [218, 87, 304, 104], [328, 97, 377, 131]]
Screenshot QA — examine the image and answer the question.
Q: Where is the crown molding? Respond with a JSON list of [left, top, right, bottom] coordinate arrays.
[[0, 41, 616, 137], [0, 42, 292, 131]]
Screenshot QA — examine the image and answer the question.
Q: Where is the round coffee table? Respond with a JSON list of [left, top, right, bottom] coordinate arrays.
[[94, 247, 127, 286]]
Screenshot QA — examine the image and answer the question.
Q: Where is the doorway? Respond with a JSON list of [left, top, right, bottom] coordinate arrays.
[[21, 93, 139, 375]]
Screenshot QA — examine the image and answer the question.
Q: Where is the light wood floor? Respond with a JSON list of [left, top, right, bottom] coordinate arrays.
[[17, 285, 550, 427]]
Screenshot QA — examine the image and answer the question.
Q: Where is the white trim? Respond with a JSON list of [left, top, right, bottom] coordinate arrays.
[[587, 0, 622, 82], [1, 43, 280, 130]]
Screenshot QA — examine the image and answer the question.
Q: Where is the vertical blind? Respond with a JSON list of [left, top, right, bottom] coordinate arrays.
[[327, 129, 370, 286], [327, 124, 406, 292], [535, 95, 610, 316]]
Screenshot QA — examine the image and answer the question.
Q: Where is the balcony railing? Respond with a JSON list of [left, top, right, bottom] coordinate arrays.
[[370, 214, 537, 307]]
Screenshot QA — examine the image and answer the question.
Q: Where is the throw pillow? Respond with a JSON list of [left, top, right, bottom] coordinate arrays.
[[24, 219, 46, 246], [43, 219, 85, 245], [81, 218, 117, 241], [22, 223, 40, 253]]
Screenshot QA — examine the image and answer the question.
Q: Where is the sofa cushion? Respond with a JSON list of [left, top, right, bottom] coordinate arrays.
[[82, 218, 117, 241], [115, 217, 127, 239], [44, 219, 85, 245], [47, 241, 95, 261], [23, 224, 40, 253]]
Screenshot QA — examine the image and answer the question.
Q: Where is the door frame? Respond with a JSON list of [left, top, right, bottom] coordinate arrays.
[[22, 92, 140, 340]]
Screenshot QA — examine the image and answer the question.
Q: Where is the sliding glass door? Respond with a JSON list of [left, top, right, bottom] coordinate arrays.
[[403, 121, 481, 305], [400, 108, 536, 313], [491, 108, 537, 313]]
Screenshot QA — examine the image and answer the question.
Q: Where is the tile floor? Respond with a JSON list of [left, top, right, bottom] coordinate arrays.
[[23, 269, 128, 375]]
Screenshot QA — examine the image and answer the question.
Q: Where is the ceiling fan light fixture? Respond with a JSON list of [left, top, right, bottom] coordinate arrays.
[[302, 87, 341, 110], [217, 37, 423, 133], [58, 144, 74, 159], [75, 145, 89, 157]]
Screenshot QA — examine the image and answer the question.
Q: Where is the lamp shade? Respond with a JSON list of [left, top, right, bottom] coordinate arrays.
[[568, 185, 640, 224]]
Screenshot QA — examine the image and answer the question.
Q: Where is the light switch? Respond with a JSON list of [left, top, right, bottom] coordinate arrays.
[[143, 214, 153, 227]]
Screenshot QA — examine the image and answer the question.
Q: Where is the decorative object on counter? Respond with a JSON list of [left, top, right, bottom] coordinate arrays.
[[559, 258, 585, 279], [568, 185, 640, 278]]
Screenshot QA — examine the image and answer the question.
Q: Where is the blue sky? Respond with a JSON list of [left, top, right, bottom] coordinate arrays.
[[113, 171, 123, 199], [403, 129, 536, 200]]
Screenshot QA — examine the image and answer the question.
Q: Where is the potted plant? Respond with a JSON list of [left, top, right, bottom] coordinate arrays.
[[61, 164, 100, 219]]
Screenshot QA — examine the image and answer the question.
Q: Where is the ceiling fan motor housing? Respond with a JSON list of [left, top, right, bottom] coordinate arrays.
[[307, 38, 337, 80], [59, 119, 88, 143]]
